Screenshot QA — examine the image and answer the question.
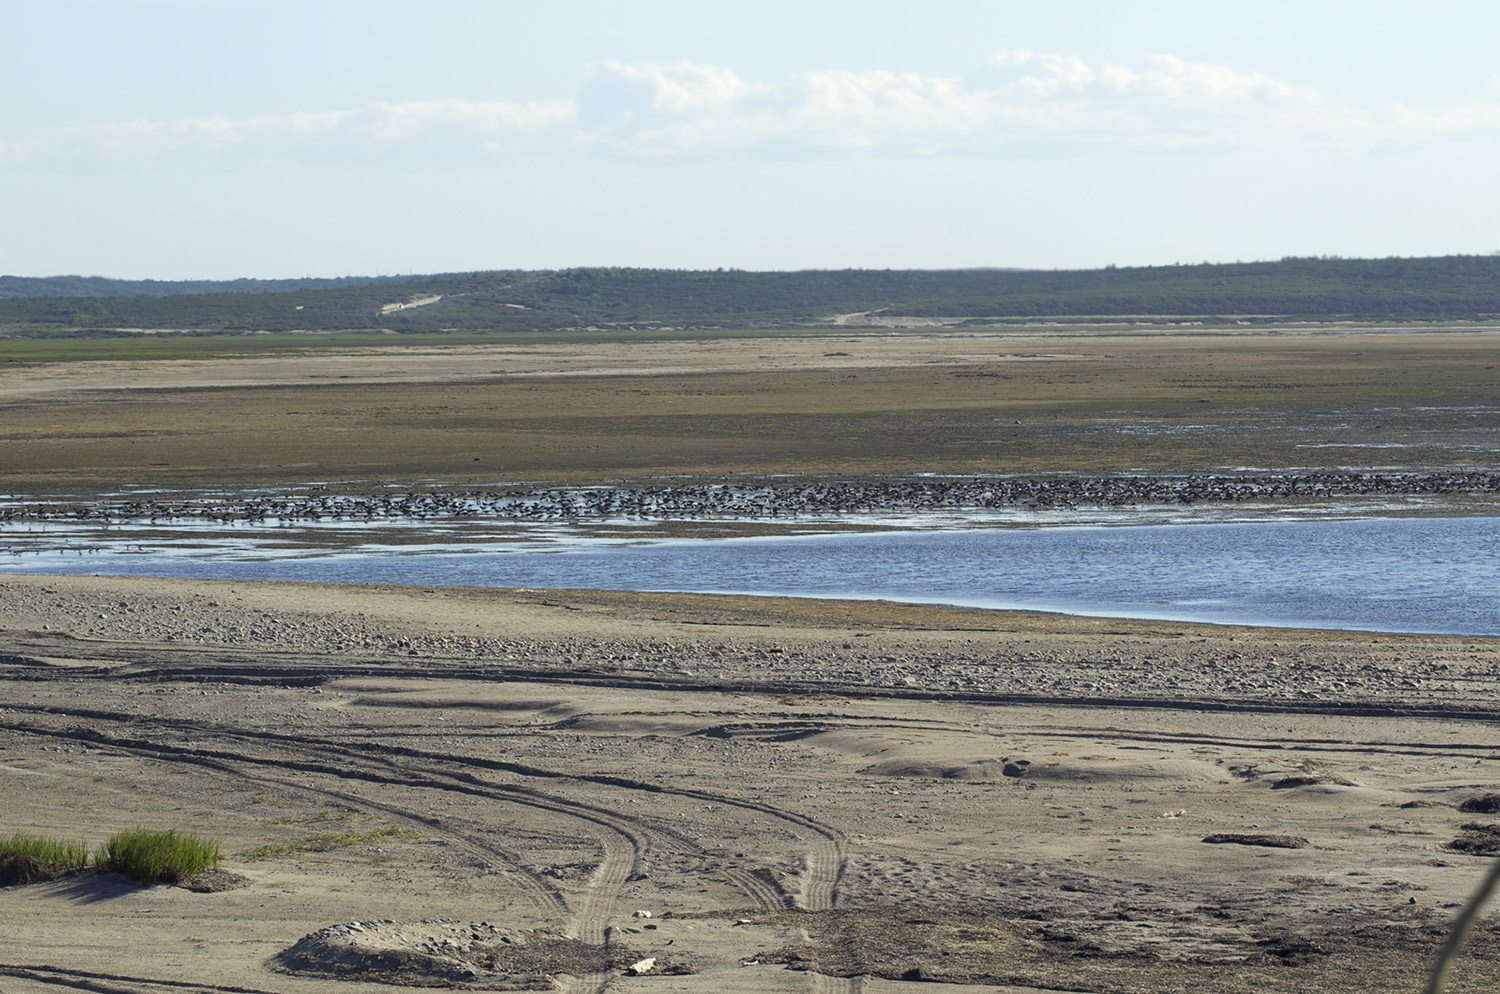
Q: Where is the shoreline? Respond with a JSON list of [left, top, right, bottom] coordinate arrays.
[[5, 569, 1500, 641], [5, 572, 1498, 708], [5, 503, 1498, 639]]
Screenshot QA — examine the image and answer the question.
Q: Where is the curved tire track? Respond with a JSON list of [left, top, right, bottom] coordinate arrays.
[[0, 964, 283, 994], [4, 702, 850, 912], [3, 694, 853, 989]]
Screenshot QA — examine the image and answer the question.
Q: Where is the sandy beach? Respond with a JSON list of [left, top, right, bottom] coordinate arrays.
[[5, 573, 1500, 993], [5, 327, 1500, 991]]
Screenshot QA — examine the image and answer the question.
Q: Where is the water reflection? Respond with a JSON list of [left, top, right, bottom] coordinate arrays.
[[3, 511, 1498, 636]]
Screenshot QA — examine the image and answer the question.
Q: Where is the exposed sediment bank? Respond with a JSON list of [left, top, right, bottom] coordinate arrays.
[[5, 329, 1500, 488]]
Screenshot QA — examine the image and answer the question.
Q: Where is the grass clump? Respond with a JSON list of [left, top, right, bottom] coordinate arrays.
[[274, 806, 358, 825], [0, 833, 89, 885], [245, 825, 417, 861], [96, 829, 221, 884]]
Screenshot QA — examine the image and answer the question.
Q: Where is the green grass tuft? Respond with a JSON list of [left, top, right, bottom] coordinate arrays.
[[0, 833, 89, 877], [96, 829, 221, 884], [244, 825, 417, 861]]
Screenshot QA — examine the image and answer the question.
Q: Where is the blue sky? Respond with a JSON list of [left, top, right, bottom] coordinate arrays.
[[3, 0, 1498, 278]]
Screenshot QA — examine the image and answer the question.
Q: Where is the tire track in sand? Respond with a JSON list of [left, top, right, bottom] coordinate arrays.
[[3, 707, 846, 990], [2, 716, 646, 994], [0, 716, 572, 919], [0, 963, 283, 994], [794, 835, 859, 994]]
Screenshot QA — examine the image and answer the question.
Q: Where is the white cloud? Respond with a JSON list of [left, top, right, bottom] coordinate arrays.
[[983, 51, 1320, 105], [963, 51, 1334, 152], [781, 71, 994, 152], [1385, 101, 1500, 140], [581, 61, 765, 119], [0, 99, 575, 168], [573, 61, 777, 157], [4, 51, 1498, 169]]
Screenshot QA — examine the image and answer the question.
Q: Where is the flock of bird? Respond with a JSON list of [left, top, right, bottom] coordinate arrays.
[[4, 471, 1498, 525]]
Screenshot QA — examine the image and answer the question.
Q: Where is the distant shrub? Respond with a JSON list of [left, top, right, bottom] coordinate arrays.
[[0, 832, 89, 884], [96, 829, 221, 884]]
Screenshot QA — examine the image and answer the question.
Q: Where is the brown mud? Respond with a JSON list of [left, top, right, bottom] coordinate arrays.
[[4, 329, 1500, 488]]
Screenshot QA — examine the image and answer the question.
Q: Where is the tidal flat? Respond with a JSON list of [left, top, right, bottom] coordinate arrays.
[[3, 328, 1500, 487]]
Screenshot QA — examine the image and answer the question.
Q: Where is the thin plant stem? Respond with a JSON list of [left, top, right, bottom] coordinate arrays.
[[1425, 855, 1500, 994]]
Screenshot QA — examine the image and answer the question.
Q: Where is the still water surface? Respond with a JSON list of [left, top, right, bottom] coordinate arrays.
[[4, 514, 1498, 635]]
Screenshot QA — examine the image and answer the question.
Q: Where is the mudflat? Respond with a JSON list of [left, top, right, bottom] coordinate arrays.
[[4, 328, 1500, 992], [4, 328, 1500, 487]]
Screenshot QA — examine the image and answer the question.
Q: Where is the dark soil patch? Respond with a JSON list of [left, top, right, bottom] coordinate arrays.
[[1272, 775, 1324, 789], [0, 854, 55, 887], [1448, 823, 1500, 855], [180, 867, 250, 892], [751, 903, 1493, 994], [1459, 794, 1500, 813], [1202, 833, 1310, 849]]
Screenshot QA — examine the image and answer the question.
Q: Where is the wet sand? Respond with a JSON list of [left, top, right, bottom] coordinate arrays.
[[5, 574, 1500, 993], [6, 329, 1500, 487]]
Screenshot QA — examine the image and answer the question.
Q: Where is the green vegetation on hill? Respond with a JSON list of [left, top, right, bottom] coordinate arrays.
[[1, 255, 1496, 336], [0, 273, 425, 300]]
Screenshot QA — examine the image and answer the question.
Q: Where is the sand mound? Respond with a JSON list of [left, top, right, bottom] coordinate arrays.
[[274, 920, 623, 989]]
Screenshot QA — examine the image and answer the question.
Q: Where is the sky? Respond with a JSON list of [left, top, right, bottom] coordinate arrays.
[[3, 0, 1499, 279]]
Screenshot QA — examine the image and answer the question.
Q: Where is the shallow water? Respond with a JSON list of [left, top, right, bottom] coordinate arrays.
[[3, 512, 1498, 635]]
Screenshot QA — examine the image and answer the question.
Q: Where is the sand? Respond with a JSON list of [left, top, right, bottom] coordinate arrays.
[[5, 573, 1500, 993]]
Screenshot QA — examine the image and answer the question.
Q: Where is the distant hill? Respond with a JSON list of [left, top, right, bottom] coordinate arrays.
[[0, 273, 428, 300], [1, 256, 1497, 334]]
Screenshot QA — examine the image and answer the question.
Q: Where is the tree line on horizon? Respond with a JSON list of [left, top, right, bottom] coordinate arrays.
[[0, 255, 1496, 335]]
